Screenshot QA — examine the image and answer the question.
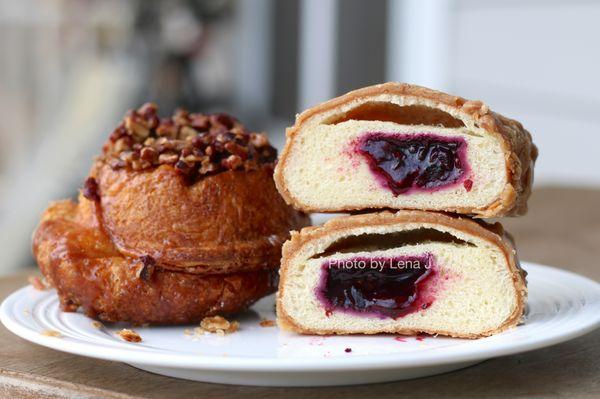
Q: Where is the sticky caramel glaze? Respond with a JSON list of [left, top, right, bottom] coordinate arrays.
[[33, 201, 277, 324], [90, 162, 310, 273]]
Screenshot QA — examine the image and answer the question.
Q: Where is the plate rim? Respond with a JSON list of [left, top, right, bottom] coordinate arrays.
[[2, 262, 599, 371]]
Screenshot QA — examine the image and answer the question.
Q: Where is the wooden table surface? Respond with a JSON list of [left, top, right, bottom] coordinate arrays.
[[1, 187, 599, 398]]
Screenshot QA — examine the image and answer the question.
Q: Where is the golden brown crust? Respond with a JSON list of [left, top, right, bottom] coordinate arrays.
[[276, 210, 527, 339], [274, 82, 537, 217], [33, 200, 277, 325], [91, 162, 309, 273]]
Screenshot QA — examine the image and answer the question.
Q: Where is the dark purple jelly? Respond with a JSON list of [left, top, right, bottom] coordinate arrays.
[[317, 254, 435, 319], [356, 133, 469, 195]]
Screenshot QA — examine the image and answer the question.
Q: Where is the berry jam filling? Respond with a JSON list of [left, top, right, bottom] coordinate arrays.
[[356, 133, 469, 195], [317, 254, 435, 319]]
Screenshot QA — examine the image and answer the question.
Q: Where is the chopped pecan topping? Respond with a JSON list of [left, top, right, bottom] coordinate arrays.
[[82, 177, 100, 202], [199, 315, 239, 334], [250, 132, 269, 148], [103, 103, 277, 183], [158, 152, 179, 164], [118, 329, 142, 343], [259, 319, 275, 327], [221, 154, 243, 170]]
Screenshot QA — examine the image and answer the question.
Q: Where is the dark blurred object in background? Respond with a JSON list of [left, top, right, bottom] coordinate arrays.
[[134, 0, 235, 112]]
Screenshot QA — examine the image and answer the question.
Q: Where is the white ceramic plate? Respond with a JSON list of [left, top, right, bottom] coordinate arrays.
[[1, 262, 599, 387]]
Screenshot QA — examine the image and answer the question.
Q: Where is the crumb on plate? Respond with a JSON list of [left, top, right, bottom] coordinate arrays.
[[41, 330, 61, 338], [91, 321, 103, 329], [28, 276, 50, 291], [118, 329, 142, 343], [198, 315, 239, 335], [259, 319, 275, 327]]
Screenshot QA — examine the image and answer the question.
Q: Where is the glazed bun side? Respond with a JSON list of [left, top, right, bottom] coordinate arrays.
[[274, 82, 537, 218], [277, 211, 527, 339], [33, 103, 310, 324], [34, 201, 277, 324], [92, 162, 308, 273]]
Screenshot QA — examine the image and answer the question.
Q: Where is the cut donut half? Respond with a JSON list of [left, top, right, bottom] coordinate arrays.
[[277, 211, 527, 338], [274, 82, 537, 217]]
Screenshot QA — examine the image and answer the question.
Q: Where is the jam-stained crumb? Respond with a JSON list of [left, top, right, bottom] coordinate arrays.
[[198, 315, 239, 335], [28, 276, 50, 291], [102, 103, 277, 183], [259, 319, 276, 327], [82, 177, 100, 201], [463, 178, 473, 192], [118, 329, 142, 343], [41, 330, 62, 338]]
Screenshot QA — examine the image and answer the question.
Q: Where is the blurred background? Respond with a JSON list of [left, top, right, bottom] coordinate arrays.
[[0, 0, 598, 274]]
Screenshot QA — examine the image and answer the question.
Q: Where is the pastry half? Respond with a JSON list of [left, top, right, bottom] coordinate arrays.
[[277, 211, 526, 338], [274, 82, 537, 217]]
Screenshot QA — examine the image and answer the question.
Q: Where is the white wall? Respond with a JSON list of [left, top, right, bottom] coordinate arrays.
[[388, 0, 600, 186]]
